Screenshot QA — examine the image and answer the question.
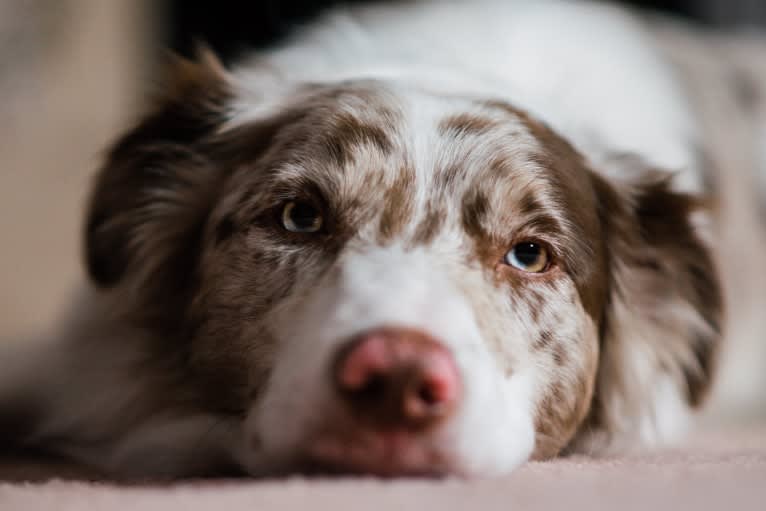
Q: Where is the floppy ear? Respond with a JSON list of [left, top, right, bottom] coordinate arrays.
[[575, 155, 723, 452], [84, 50, 234, 324]]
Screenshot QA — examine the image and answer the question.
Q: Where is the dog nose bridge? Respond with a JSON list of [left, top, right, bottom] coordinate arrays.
[[340, 245, 451, 307], [333, 244, 483, 347]]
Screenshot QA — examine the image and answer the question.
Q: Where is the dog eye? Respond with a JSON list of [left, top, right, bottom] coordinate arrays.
[[504, 242, 549, 273], [281, 201, 323, 233]]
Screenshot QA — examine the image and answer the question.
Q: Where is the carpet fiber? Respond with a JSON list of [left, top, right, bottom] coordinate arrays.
[[2, 429, 765, 510]]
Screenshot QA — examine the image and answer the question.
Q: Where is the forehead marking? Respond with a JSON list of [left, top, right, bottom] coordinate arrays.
[[434, 162, 464, 192], [324, 111, 395, 168], [411, 201, 445, 246], [438, 113, 500, 139], [377, 166, 417, 243]]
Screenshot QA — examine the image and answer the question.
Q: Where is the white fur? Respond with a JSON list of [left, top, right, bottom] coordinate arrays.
[[233, 0, 701, 192]]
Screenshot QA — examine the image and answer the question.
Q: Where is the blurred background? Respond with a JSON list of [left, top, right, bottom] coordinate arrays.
[[0, 0, 764, 424], [165, 0, 766, 62]]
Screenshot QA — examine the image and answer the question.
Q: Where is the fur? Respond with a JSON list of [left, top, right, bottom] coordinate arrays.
[[1, 0, 737, 478]]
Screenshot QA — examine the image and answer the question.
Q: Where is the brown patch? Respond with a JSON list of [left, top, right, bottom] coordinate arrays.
[[325, 112, 394, 167], [518, 192, 544, 217], [533, 375, 593, 459], [525, 288, 546, 324], [529, 303, 541, 324], [378, 167, 416, 242], [411, 203, 445, 245], [683, 331, 717, 407], [552, 343, 567, 367], [532, 330, 555, 351], [461, 189, 490, 241], [549, 381, 566, 403], [86, 48, 234, 289], [85, 145, 219, 330], [438, 113, 498, 138], [480, 100, 569, 150], [435, 162, 464, 191], [627, 171, 723, 407], [161, 48, 228, 105]]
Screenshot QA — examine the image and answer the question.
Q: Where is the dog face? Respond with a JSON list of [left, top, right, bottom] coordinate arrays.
[[84, 56, 721, 477]]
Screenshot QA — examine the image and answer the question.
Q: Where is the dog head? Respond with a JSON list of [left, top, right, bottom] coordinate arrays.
[[84, 54, 721, 476]]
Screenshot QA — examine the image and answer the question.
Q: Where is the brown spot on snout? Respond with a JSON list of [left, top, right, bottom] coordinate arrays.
[[552, 343, 568, 367], [533, 330, 555, 352], [533, 372, 593, 459]]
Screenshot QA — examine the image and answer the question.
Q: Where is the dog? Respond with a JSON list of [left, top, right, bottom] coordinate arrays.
[[5, 0, 766, 479]]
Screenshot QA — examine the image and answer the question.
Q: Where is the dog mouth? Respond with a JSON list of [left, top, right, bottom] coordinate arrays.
[[298, 429, 452, 478]]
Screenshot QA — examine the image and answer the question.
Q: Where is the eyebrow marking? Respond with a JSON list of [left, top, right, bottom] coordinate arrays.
[[524, 213, 563, 236], [461, 188, 490, 240], [324, 112, 395, 167], [438, 113, 499, 138], [518, 192, 544, 216]]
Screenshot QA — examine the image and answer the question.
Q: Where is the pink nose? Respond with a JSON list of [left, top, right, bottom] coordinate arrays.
[[333, 328, 461, 431]]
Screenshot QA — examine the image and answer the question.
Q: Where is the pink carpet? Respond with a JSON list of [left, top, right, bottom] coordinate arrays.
[[2, 429, 764, 510]]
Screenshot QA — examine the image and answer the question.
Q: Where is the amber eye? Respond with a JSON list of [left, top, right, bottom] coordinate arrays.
[[504, 242, 549, 273], [281, 201, 323, 233]]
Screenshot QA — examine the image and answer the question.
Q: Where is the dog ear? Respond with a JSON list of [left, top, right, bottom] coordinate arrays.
[[84, 49, 234, 322], [576, 155, 723, 451]]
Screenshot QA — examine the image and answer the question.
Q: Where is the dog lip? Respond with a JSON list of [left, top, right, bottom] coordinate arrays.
[[303, 429, 449, 477]]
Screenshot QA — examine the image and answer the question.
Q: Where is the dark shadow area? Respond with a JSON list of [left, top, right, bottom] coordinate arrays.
[[165, 0, 766, 62]]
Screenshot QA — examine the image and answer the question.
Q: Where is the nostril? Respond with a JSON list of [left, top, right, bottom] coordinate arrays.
[[336, 334, 390, 392], [355, 374, 387, 400], [405, 373, 452, 418], [417, 383, 438, 407], [401, 381, 439, 420]]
